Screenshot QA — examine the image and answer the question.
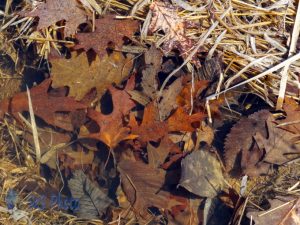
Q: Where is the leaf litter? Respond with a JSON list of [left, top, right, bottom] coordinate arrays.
[[1, 0, 300, 224]]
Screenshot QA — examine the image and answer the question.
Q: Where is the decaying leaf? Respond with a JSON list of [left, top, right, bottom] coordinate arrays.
[[51, 51, 134, 100], [81, 76, 137, 148], [279, 98, 300, 134], [247, 197, 299, 225], [68, 170, 113, 219], [128, 101, 168, 144], [147, 135, 181, 168], [148, 1, 196, 61], [118, 160, 179, 219], [179, 150, 224, 198], [141, 45, 162, 100], [224, 110, 270, 175], [21, 0, 88, 37], [158, 78, 183, 120], [0, 79, 86, 131], [167, 107, 205, 132], [75, 15, 139, 58], [254, 114, 300, 165], [225, 110, 300, 176], [176, 80, 210, 109]]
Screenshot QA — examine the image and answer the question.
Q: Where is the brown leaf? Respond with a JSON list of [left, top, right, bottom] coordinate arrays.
[[158, 78, 183, 120], [148, 1, 197, 62], [81, 76, 137, 148], [75, 15, 139, 58], [247, 197, 298, 225], [141, 45, 162, 100], [118, 160, 179, 220], [147, 135, 181, 168], [279, 98, 300, 134], [0, 79, 86, 131], [167, 107, 205, 132], [224, 110, 270, 175], [128, 101, 168, 144], [176, 80, 210, 109], [21, 0, 88, 37], [254, 114, 300, 165], [179, 150, 224, 198], [51, 51, 134, 100]]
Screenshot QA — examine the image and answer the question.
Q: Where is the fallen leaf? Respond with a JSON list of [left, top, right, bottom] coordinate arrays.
[[81, 76, 138, 148], [148, 1, 197, 62], [179, 150, 224, 198], [176, 80, 210, 109], [254, 114, 300, 165], [167, 107, 205, 132], [141, 45, 162, 100], [147, 135, 181, 168], [59, 147, 94, 170], [247, 197, 298, 225], [21, 0, 88, 37], [224, 110, 270, 175], [0, 79, 86, 131], [75, 15, 139, 58], [51, 51, 134, 100], [128, 101, 168, 144], [158, 78, 183, 120], [68, 170, 113, 219], [279, 98, 300, 134], [118, 160, 179, 220]]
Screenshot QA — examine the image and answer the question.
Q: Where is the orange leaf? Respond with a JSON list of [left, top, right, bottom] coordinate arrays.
[[168, 107, 205, 132]]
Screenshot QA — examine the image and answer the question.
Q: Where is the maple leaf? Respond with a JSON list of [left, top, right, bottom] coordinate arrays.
[[118, 160, 180, 220], [51, 51, 134, 100], [148, 1, 196, 61], [21, 0, 88, 37], [0, 79, 86, 131], [128, 101, 169, 144], [75, 15, 139, 58], [81, 76, 137, 148]]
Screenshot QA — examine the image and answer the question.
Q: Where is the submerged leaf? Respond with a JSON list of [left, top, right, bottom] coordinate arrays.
[[179, 150, 224, 198], [68, 170, 113, 219]]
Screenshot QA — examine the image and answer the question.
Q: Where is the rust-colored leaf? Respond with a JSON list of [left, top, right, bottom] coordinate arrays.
[[167, 107, 205, 132], [81, 76, 137, 148], [21, 0, 88, 37], [51, 51, 134, 100], [128, 101, 168, 144], [147, 135, 181, 168], [118, 160, 179, 220], [75, 15, 139, 58], [0, 79, 86, 131]]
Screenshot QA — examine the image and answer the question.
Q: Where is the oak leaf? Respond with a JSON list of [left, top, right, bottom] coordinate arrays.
[[128, 101, 168, 144], [167, 107, 205, 132], [118, 160, 179, 220], [247, 197, 299, 225], [0, 79, 86, 131], [148, 1, 196, 61], [51, 51, 134, 100], [224, 110, 270, 176], [147, 135, 181, 168], [81, 76, 137, 148], [21, 0, 88, 37], [254, 114, 300, 165], [75, 15, 139, 58]]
